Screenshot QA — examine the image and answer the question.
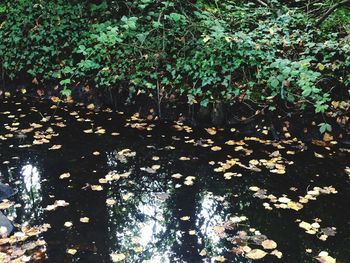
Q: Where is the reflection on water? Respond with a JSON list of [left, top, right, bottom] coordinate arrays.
[[0, 97, 349, 262], [21, 164, 40, 193]]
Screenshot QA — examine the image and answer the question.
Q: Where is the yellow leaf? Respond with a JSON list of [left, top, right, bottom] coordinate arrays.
[[87, 103, 95, 110], [287, 201, 303, 211], [91, 185, 103, 191], [110, 253, 126, 262], [315, 252, 336, 263], [51, 96, 60, 103], [67, 249, 77, 255], [59, 173, 70, 179], [205, 127, 217, 135], [318, 63, 325, 71], [246, 249, 267, 260], [261, 239, 277, 250], [64, 221, 73, 228], [80, 217, 90, 223], [211, 146, 222, 151], [213, 256, 226, 262]]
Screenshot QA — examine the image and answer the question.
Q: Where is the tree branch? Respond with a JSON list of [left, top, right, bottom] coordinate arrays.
[[316, 0, 350, 27]]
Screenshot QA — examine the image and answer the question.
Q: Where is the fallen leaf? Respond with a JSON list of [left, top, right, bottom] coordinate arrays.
[[246, 249, 267, 260], [261, 239, 277, 250], [48, 145, 62, 150], [80, 217, 90, 223], [64, 222, 73, 228], [315, 252, 336, 263], [106, 198, 116, 206], [91, 185, 103, 191], [111, 253, 126, 262], [270, 249, 283, 259], [67, 248, 77, 255], [59, 172, 70, 179]]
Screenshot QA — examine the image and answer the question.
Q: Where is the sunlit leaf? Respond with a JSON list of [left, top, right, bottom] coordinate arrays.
[[246, 249, 267, 260]]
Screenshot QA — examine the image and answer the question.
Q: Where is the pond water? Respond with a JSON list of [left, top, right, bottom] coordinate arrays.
[[0, 96, 349, 263]]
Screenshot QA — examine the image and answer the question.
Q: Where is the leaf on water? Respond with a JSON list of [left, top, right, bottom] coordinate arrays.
[[299, 221, 312, 231], [45, 200, 69, 211], [246, 249, 267, 260], [64, 222, 73, 228], [48, 145, 62, 150], [261, 239, 277, 250], [278, 197, 291, 203], [87, 103, 95, 110], [315, 252, 336, 263], [211, 146, 222, 151], [249, 159, 259, 166], [51, 96, 60, 103], [179, 156, 191, 161], [212, 256, 225, 262], [140, 167, 156, 174], [180, 216, 190, 221], [122, 193, 133, 201], [91, 185, 103, 191], [199, 249, 207, 256], [83, 129, 93, 134], [106, 198, 116, 206], [152, 156, 160, 161], [80, 217, 89, 223], [59, 172, 70, 179], [323, 132, 333, 142], [93, 151, 100, 156], [0, 200, 13, 210], [270, 249, 283, 258], [345, 167, 350, 177], [67, 248, 77, 255], [151, 164, 161, 170], [205, 127, 217, 135], [314, 152, 325, 158], [249, 186, 260, 192], [188, 230, 196, 235], [95, 128, 106, 135], [223, 172, 241, 179], [171, 173, 183, 179], [110, 253, 126, 262]]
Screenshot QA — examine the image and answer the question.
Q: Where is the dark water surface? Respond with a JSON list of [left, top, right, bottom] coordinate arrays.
[[0, 96, 349, 263]]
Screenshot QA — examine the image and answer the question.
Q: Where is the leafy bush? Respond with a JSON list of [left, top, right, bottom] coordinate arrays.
[[0, 0, 349, 120]]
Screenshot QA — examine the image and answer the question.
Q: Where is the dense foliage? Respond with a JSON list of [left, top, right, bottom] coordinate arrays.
[[0, 1, 350, 125]]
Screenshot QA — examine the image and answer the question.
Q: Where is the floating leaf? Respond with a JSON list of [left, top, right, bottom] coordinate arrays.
[[80, 217, 90, 223], [106, 198, 116, 206], [211, 146, 222, 151], [261, 239, 277, 250], [91, 185, 103, 191], [64, 222, 73, 228], [87, 103, 95, 110], [270, 249, 283, 259], [246, 249, 267, 260], [315, 252, 336, 263], [299, 221, 312, 231], [48, 144, 62, 150], [212, 255, 225, 262], [111, 253, 126, 262], [171, 173, 183, 179], [59, 172, 70, 179], [67, 248, 77, 255]]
